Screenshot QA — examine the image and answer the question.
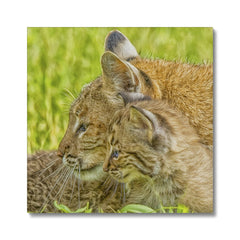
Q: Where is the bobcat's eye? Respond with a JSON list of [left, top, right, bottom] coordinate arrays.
[[112, 150, 119, 159], [77, 124, 86, 133]]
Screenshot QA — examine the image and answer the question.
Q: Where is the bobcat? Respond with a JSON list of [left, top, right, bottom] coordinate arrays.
[[58, 30, 213, 184], [103, 93, 213, 213], [28, 30, 213, 212]]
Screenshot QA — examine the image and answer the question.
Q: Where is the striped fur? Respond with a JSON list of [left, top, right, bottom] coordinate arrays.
[[58, 30, 212, 183], [27, 151, 123, 213], [104, 99, 213, 213], [34, 30, 213, 212]]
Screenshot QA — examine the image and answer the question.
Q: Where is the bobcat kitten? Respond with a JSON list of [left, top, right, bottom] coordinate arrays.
[[103, 93, 213, 213]]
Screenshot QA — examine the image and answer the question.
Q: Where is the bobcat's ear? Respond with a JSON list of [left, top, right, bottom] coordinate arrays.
[[129, 106, 156, 143], [105, 30, 139, 61], [130, 106, 171, 150], [101, 51, 141, 92]]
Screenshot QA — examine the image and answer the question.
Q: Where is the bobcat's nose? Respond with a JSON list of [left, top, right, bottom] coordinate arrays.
[[57, 150, 64, 157], [58, 138, 71, 156], [103, 160, 118, 172]]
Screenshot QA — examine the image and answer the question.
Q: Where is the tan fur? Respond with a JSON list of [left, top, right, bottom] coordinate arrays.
[[58, 78, 125, 181], [130, 58, 213, 147], [58, 53, 212, 182], [58, 31, 212, 182], [29, 30, 213, 212], [104, 99, 213, 213], [27, 151, 123, 213]]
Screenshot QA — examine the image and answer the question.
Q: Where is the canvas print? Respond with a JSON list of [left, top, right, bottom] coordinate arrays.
[[27, 27, 213, 213]]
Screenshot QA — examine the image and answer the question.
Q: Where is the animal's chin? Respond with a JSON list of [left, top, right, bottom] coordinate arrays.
[[73, 164, 107, 181], [110, 170, 140, 183], [62, 155, 107, 181], [109, 172, 126, 183]]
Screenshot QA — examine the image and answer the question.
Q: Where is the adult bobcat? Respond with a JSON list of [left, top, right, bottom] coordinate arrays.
[[28, 30, 213, 212], [58, 30, 213, 182]]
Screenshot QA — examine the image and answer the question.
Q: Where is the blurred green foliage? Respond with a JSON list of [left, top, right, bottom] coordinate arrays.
[[27, 27, 213, 153]]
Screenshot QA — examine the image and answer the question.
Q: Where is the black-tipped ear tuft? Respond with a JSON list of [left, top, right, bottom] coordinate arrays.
[[105, 30, 139, 61]]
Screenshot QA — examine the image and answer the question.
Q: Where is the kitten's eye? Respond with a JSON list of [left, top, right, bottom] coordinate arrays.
[[112, 150, 119, 159], [77, 124, 86, 133]]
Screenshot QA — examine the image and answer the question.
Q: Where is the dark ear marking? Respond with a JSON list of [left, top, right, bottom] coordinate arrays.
[[105, 30, 126, 52], [105, 30, 139, 60], [138, 69, 153, 88], [118, 92, 151, 106], [126, 57, 137, 62]]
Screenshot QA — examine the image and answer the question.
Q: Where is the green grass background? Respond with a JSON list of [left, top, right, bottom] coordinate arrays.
[[27, 27, 213, 153]]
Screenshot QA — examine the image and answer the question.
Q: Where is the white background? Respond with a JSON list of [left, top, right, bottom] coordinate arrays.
[[0, 0, 240, 239]]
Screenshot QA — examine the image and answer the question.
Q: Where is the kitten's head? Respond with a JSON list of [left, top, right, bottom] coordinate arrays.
[[103, 96, 199, 183], [103, 101, 167, 183]]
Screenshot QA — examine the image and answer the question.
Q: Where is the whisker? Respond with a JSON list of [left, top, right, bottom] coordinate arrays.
[[120, 175, 126, 204], [120, 183, 123, 203], [110, 181, 119, 199], [58, 167, 74, 204], [50, 167, 71, 213], [104, 178, 114, 194], [35, 151, 54, 160], [69, 165, 77, 206], [52, 167, 72, 213], [44, 156, 59, 167], [39, 165, 68, 212], [102, 176, 111, 187], [53, 167, 71, 198], [30, 152, 57, 175], [123, 183, 126, 204], [38, 158, 59, 176], [41, 164, 65, 182], [78, 166, 81, 209], [63, 88, 77, 100]]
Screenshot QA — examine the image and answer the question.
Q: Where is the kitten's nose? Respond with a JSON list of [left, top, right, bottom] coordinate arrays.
[[103, 160, 109, 172]]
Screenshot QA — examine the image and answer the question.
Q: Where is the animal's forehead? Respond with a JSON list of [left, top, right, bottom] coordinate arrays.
[[70, 79, 107, 111], [69, 84, 120, 125]]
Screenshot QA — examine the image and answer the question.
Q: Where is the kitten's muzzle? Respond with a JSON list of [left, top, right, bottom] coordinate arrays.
[[103, 160, 109, 172], [103, 158, 117, 172]]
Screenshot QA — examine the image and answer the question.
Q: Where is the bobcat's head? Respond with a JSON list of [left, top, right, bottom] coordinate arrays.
[[103, 100, 165, 183], [103, 97, 200, 183], [58, 30, 160, 181]]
